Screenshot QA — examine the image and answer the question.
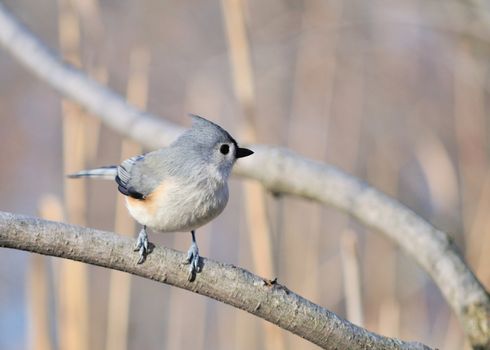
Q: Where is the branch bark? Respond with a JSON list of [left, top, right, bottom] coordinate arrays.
[[0, 211, 431, 350], [0, 2, 489, 348]]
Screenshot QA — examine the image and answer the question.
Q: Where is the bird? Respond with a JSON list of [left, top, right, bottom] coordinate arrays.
[[68, 115, 253, 280]]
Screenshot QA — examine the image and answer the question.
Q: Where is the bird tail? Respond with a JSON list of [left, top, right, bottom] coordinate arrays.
[[67, 166, 118, 180]]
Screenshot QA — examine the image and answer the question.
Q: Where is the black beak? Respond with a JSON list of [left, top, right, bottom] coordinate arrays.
[[236, 147, 254, 158]]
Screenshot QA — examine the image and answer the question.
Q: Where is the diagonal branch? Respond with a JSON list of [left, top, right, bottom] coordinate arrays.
[[238, 146, 490, 348], [0, 2, 488, 348], [0, 211, 431, 350]]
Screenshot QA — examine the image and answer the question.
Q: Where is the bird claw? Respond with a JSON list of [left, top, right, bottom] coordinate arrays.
[[184, 241, 201, 281], [135, 226, 149, 264]]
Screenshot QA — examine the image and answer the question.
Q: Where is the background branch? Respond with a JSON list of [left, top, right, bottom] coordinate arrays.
[[0, 2, 489, 348], [0, 211, 431, 350]]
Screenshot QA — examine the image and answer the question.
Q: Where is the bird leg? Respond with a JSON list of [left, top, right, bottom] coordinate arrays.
[[184, 230, 201, 280], [134, 225, 149, 264]]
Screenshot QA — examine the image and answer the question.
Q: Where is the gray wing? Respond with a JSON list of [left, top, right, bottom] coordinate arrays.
[[115, 152, 167, 199]]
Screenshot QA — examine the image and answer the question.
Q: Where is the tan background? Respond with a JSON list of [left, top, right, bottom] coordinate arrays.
[[0, 0, 489, 349]]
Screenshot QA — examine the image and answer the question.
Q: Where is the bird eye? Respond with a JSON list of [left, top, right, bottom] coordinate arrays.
[[220, 144, 230, 155]]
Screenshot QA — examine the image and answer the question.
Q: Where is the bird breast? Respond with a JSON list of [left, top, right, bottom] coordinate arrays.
[[125, 176, 229, 232]]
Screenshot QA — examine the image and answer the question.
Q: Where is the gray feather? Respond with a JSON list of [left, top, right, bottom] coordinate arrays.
[[115, 116, 237, 199], [176, 114, 238, 153], [69, 115, 244, 206], [115, 152, 170, 199]]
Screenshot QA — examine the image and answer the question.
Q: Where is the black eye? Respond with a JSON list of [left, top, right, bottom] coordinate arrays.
[[220, 144, 230, 155]]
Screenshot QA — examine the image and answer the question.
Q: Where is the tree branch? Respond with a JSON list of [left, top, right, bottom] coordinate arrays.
[[239, 146, 490, 348], [0, 211, 431, 350], [0, 2, 489, 347]]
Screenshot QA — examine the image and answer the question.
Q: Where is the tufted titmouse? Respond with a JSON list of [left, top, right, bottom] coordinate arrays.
[[68, 115, 253, 279]]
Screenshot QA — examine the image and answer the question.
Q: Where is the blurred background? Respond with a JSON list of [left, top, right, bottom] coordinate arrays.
[[0, 0, 489, 349]]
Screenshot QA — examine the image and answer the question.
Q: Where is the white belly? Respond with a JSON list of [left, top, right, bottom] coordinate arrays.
[[125, 178, 229, 233]]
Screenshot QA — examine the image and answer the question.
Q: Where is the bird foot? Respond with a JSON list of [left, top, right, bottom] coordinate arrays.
[[184, 241, 201, 281], [134, 226, 149, 264]]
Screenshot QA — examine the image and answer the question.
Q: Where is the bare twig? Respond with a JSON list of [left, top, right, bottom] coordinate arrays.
[[58, 1, 90, 348], [0, 2, 488, 347], [220, 0, 283, 347], [0, 2, 182, 151], [105, 46, 149, 350], [0, 211, 431, 350], [340, 230, 364, 326], [238, 146, 490, 348]]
